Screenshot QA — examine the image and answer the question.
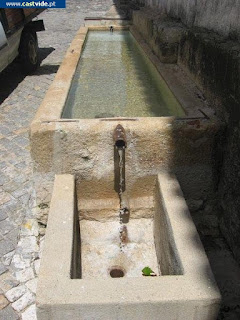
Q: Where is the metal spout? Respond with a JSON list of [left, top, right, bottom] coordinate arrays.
[[114, 124, 127, 193], [113, 124, 130, 222], [113, 124, 127, 148]]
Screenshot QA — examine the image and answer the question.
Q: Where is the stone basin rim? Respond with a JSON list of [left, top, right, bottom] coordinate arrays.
[[37, 173, 221, 319], [31, 25, 215, 127]]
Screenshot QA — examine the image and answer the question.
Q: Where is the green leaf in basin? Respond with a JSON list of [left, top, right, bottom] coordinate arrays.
[[142, 266, 154, 276]]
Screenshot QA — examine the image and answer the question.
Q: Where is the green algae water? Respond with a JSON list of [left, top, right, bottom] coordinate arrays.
[[62, 31, 185, 119]]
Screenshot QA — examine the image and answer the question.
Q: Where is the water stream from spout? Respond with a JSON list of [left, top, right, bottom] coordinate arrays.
[[118, 147, 124, 198], [117, 147, 128, 251]]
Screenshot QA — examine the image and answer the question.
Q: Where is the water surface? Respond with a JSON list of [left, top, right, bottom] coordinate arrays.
[[62, 31, 185, 118]]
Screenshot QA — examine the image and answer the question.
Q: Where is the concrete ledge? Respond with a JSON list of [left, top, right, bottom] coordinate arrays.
[[37, 173, 221, 320]]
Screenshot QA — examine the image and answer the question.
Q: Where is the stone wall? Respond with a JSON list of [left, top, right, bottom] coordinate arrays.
[[132, 8, 185, 63], [133, 0, 240, 41], [179, 29, 240, 262], [219, 122, 240, 263], [31, 118, 220, 229], [131, 3, 240, 263], [132, 8, 240, 119]]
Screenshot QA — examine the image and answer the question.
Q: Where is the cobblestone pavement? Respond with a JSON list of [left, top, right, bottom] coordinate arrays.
[[0, 1, 113, 319], [0, 1, 240, 319]]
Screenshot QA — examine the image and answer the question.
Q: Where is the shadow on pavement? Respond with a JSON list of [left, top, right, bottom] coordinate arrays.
[[0, 47, 56, 105]]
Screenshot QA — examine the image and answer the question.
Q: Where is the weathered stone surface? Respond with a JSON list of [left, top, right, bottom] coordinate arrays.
[[25, 278, 37, 294], [0, 239, 15, 256], [0, 219, 15, 236], [20, 219, 39, 237], [15, 268, 35, 283], [178, 28, 240, 119], [105, 4, 127, 18], [219, 122, 240, 264], [0, 294, 9, 310], [37, 173, 221, 320], [193, 214, 219, 237], [5, 285, 28, 303], [0, 305, 18, 320], [12, 291, 34, 312], [11, 254, 31, 271], [186, 199, 203, 212], [22, 304, 37, 320], [0, 209, 8, 221], [2, 250, 15, 266], [0, 262, 7, 275], [132, 8, 185, 63], [134, 0, 240, 41], [0, 272, 19, 292], [0, 1, 239, 319], [33, 259, 40, 276], [0, 3, 116, 318], [177, 17, 240, 265], [131, 4, 240, 266], [201, 235, 240, 320], [17, 236, 39, 254]]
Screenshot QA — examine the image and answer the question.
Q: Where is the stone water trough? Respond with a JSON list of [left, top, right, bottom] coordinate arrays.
[[37, 173, 220, 320], [30, 23, 221, 319]]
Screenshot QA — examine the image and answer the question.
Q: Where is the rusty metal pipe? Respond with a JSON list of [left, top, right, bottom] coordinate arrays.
[[113, 124, 127, 148]]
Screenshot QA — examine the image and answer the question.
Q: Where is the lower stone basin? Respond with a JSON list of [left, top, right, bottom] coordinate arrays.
[[36, 172, 220, 320], [81, 219, 160, 279]]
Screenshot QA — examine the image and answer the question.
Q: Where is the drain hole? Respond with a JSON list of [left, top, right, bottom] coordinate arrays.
[[110, 267, 125, 278]]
